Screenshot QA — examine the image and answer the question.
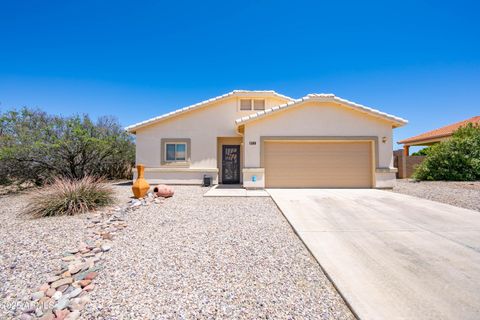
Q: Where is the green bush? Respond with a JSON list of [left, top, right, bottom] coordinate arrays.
[[0, 108, 134, 185], [413, 123, 480, 181], [24, 176, 114, 217]]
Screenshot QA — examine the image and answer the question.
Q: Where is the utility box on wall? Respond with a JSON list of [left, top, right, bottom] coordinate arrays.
[[242, 168, 265, 189]]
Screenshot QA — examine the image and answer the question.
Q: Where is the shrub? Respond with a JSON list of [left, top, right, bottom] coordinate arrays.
[[24, 176, 114, 217], [0, 108, 134, 186], [413, 123, 480, 181]]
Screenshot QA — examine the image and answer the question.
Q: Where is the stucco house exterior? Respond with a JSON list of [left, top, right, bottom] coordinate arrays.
[[126, 90, 407, 188]]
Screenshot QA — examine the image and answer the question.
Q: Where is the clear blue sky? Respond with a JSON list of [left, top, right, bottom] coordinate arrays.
[[1, 0, 479, 147]]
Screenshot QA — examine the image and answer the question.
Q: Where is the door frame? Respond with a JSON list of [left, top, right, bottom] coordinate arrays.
[[221, 144, 241, 184]]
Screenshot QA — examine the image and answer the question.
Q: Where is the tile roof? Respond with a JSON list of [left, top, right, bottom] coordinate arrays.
[[398, 116, 480, 145], [125, 90, 294, 133], [234, 93, 408, 127]]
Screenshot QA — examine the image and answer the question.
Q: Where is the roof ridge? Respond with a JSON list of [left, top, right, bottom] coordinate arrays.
[[399, 115, 480, 144], [235, 94, 408, 127], [125, 90, 294, 132]]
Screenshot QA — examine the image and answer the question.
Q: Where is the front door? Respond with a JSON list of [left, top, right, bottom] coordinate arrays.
[[222, 145, 240, 184]]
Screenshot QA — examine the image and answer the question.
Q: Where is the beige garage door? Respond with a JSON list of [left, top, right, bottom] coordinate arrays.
[[264, 141, 373, 188]]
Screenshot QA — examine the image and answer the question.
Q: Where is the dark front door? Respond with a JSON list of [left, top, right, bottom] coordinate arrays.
[[222, 145, 240, 184]]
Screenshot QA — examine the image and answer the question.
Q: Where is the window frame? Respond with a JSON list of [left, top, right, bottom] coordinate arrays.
[[239, 98, 266, 111], [165, 142, 187, 162], [160, 138, 191, 166]]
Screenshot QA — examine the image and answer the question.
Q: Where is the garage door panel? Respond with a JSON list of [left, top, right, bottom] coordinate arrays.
[[264, 141, 372, 188]]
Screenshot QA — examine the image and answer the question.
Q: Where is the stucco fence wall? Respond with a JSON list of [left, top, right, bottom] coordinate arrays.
[[393, 150, 426, 178]]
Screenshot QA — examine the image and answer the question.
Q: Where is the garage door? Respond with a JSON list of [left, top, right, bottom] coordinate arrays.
[[264, 141, 373, 188]]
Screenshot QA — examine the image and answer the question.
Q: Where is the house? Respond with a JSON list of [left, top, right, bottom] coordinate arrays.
[[396, 115, 480, 178], [126, 90, 407, 188]]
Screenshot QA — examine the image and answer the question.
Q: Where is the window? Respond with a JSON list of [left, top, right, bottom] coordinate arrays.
[[240, 99, 265, 111], [253, 99, 265, 110], [165, 143, 187, 161], [240, 99, 252, 110]]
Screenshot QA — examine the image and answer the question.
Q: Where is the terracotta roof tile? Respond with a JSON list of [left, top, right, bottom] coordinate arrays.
[[398, 116, 480, 145]]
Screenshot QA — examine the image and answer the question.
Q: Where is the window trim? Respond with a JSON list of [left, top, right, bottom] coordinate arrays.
[[161, 138, 191, 166], [239, 98, 265, 111]]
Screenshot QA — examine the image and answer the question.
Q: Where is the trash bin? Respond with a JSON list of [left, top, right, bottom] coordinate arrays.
[[203, 175, 212, 187]]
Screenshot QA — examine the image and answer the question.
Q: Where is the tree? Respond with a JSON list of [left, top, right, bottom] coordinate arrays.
[[0, 107, 135, 185]]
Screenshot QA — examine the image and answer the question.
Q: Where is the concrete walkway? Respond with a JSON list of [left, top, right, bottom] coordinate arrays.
[[268, 188, 480, 320], [204, 185, 270, 197]]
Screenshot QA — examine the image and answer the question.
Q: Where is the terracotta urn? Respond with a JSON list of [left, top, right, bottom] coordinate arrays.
[[153, 184, 174, 198], [132, 164, 150, 198]]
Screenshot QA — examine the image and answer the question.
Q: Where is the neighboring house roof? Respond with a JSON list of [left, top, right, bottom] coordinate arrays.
[[234, 93, 408, 128], [125, 90, 294, 133], [398, 115, 480, 145]]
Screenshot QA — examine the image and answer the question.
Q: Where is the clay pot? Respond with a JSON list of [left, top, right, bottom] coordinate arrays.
[[132, 164, 150, 199], [153, 184, 174, 198]]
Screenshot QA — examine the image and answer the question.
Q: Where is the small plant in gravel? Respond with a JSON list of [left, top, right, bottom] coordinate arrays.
[[25, 176, 114, 217]]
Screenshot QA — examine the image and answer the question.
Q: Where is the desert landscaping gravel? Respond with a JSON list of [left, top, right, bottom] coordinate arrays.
[[0, 184, 127, 319], [1, 184, 354, 319], [393, 179, 480, 212], [0, 193, 88, 319], [84, 185, 354, 319]]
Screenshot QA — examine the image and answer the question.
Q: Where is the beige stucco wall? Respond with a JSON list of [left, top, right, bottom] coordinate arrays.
[[134, 95, 288, 184], [242, 101, 396, 188]]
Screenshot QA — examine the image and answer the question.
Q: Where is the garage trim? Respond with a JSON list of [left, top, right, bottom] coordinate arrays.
[[260, 136, 378, 188]]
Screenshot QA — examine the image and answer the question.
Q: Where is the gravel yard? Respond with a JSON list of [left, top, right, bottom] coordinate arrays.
[[83, 185, 353, 319], [1, 185, 354, 319], [0, 185, 127, 319], [393, 179, 480, 212], [0, 193, 88, 319]]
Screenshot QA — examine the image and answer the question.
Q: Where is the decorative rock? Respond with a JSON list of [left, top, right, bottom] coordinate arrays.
[[85, 271, 98, 280], [83, 283, 95, 292], [153, 184, 174, 198], [32, 291, 45, 301], [101, 244, 111, 252], [57, 284, 69, 292], [53, 296, 70, 311], [101, 232, 113, 240], [65, 310, 81, 320], [69, 296, 90, 311], [46, 288, 56, 297], [39, 282, 50, 292], [54, 309, 70, 320], [46, 275, 61, 283], [61, 256, 76, 262], [67, 288, 82, 299], [51, 277, 73, 289], [39, 312, 55, 320], [68, 264, 83, 275], [52, 291, 62, 300], [78, 279, 92, 287], [66, 249, 79, 254]]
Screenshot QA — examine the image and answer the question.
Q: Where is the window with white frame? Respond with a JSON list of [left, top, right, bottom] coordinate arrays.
[[240, 99, 265, 111], [165, 142, 187, 162]]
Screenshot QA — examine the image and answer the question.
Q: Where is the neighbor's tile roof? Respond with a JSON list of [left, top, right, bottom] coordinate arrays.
[[235, 93, 408, 127], [398, 116, 480, 145], [125, 90, 294, 133]]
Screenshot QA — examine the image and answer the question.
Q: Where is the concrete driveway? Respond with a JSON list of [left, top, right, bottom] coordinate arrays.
[[268, 188, 480, 320]]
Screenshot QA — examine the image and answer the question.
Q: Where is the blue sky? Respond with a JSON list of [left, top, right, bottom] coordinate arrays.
[[0, 0, 479, 147]]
